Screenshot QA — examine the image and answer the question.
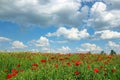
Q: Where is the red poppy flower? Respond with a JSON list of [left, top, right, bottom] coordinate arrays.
[[75, 61, 81, 66], [41, 60, 46, 63], [7, 74, 12, 79], [59, 58, 64, 61], [107, 55, 112, 58], [12, 73, 17, 76], [100, 66, 103, 69], [11, 69, 18, 77], [71, 60, 75, 63], [67, 62, 71, 66], [74, 71, 80, 75], [12, 69, 18, 74], [55, 64, 58, 68], [17, 64, 21, 67], [112, 69, 116, 73], [32, 63, 39, 67], [94, 68, 99, 73], [87, 65, 90, 70]]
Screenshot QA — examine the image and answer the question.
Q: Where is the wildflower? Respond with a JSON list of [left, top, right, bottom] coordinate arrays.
[[55, 64, 58, 68], [71, 60, 75, 63], [94, 68, 99, 73], [11, 69, 18, 76], [100, 66, 103, 69], [67, 62, 71, 66], [17, 64, 21, 67], [112, 69, 116, 73], [41, 60, 46, 63], [12, 69, 18, 74], [103, 61, 107, 64], [87, 65, 90, 70], [75, 61, 81, 66], [32, 63, 39, 67], [7, 74, 12, 79], [59, 58, 64, 61], [12, 73, 17, 76], [107, 55, 112, 59], [75, 71, 80, 75]]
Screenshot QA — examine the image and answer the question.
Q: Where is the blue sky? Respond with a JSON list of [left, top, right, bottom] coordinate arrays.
[[0, 0, 120, 53]]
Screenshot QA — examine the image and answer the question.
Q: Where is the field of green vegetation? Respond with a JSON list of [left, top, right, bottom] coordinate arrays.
[[0, 52, 120, 80]]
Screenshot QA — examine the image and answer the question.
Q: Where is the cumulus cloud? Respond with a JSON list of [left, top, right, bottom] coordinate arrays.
[[0, 37, 11, 42], [108, 41, 120, 48], [95, 30, 120, 39], [41, 47, 50, 51], [0, 0, 90, 27], [46, 27, 90, 40], [57, 46, 71, 53], [30, 49, 39, 52], [106, 0, 120, 10], [12, 41, 27, 49], [89, 1, 120, 30], [0, 0, 119, 31], [50, 40, 68, 44], [76, 43, 102, 53], [30, 36, 49, 47], [91, 2, 106, 12]]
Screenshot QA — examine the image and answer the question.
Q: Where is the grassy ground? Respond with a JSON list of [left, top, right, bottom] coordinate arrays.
[[0, 52, 120, 80]]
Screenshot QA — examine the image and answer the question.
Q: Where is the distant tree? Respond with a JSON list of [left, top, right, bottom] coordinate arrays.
[[87, 51, 91, 54], [100, 51, 106, 54], [110, 50, 116, 55]]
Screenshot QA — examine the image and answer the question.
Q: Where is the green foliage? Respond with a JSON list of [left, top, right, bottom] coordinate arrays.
[[0, 52, 120, 80], [110, 50, 116, 55]]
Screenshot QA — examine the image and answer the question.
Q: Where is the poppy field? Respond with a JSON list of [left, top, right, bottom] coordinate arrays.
[[0, 52, 120, 80]]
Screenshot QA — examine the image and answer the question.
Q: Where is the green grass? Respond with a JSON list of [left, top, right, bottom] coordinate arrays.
[[0, 52, 120, 80]]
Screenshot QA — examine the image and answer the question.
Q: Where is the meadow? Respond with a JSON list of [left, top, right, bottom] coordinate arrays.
[[0, 52, 120, 80]]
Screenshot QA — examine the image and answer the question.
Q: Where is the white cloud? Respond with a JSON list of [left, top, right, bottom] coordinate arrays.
[[106, 0, 120, 10], [41, 47, 50, 51], [55, 40, 68, 44], [95, 30, 120, 39], [44, 46, 71, 53], [89, 1, 120, 30], [0, 0, 90, 27], [31, 36, 49, 47], [12, 41, 27, 49], [0, 0, 119, 31], [91, 2, 106, 12], [77, 43, 102, 53], [57, 46, 71, 53], [30, 49, 39, 52], [108, 41, 120, 48], [46, 27, 90, 40], [50, 40, 68, 44], [0, 37, 11, 42], [106, 41, 120, 53]]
